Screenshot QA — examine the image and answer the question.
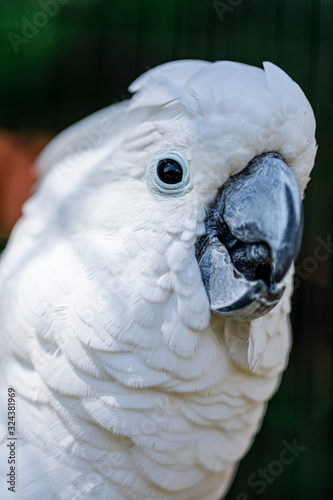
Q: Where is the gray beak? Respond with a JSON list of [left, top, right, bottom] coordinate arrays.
[[196, 153, 303, 321]]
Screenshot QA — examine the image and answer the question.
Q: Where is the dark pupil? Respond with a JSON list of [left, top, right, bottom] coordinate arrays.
[[157, 159, 183, 184]]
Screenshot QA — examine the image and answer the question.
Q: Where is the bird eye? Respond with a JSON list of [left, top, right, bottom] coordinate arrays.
[[149, 152, 190, 195], [157, 159, 183, 184]]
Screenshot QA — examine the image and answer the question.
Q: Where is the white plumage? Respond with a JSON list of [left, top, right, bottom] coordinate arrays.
[[0, 60, 316, 499]]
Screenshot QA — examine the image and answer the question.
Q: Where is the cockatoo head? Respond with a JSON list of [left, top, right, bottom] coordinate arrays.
[[37, 60, 316, 342]]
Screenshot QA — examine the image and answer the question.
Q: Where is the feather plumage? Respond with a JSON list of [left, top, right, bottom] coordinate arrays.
[[0, 60, 316, 499]]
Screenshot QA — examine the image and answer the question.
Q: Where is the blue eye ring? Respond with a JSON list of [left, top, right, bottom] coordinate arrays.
[[148, 152, 191, 195]]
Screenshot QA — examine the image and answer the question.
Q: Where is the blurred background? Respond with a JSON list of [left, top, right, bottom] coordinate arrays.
[[0, 0, 332, 498]]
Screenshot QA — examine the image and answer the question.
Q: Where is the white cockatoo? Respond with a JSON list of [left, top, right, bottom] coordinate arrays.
[[0, 60, 316, 499]]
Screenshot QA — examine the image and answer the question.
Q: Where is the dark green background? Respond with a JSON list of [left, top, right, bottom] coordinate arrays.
[[1, 1, 332, 498]]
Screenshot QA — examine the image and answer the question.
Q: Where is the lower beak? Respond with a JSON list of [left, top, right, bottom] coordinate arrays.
[[196, 153, 303, 321]]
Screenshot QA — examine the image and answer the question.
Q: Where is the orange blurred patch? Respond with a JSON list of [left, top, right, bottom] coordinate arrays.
[[0, 130, 53, 235]]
